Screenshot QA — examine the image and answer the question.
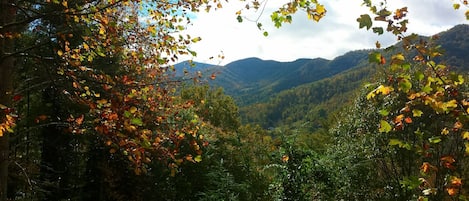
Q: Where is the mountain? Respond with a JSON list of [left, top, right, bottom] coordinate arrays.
[[207, 50, 370, 105], [232, 24, 469, 129], [172, 60, 215, 76], [175, 24, 469, 130]]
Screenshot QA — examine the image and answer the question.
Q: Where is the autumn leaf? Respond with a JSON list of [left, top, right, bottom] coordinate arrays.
[[462, 131, 469, 140], [412, 109, 423, 117], [446, 187, 458, 196], [379, 120, 392, 133], [194, 155, 202, 162]]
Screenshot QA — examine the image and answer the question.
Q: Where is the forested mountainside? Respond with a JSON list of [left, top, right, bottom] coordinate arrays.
[[210, 50, 371, 105], [174, 24, 469, 132], [219, 24, 469, 131]]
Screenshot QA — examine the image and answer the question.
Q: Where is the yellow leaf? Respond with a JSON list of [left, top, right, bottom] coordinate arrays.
[[83, 42, 89, 51], [392, 53, 405, 61], [462, 131, 469, 140], [315, 4, 326, 14], [194, 155, 202, 162], [441, 128, 450, 135], [129, 106, 137, 114], [99, 25, 106, 35], [57, 50, 63, 56]]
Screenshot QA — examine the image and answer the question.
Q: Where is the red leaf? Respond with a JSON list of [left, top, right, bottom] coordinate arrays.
[[13, 95, 22, 101]]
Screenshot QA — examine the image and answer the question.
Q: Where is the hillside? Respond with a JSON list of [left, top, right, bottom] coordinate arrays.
[[208, 50, 370, 105], [236, 24, 469, 130], [175, 24, 469, 130]]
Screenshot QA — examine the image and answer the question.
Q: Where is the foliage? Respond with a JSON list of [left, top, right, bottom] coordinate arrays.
[[360, 1, 469, 199]]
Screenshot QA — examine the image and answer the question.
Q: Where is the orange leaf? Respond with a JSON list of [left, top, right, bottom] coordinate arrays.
[[446, 187, 458, 196], [404, 117, 412, 124], [380, 56, 386, 64], [451, 176, 462, 186], [282, 155, 289, 162]]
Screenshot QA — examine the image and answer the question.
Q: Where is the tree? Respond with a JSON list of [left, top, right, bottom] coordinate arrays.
[[2, 0, 469, 200]]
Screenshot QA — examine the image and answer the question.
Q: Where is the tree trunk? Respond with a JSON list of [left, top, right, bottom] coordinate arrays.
[[0, 0, 16, 200]]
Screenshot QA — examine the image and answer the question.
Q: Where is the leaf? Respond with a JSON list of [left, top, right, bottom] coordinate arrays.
[[392, 53, 405, 61], [375, 41, 381, 48], [404, 117, 412, 124], [372, 27, 383, 35], [357, 14, 372, 30], [453, 3, 460, 10], [379, 109, 389, 116], [398, 78, 412, 92], [57, 50, 63, 56], [237, 15, 243, 23], [194, 155, 202, 162], [412, 109, 423, 117], [369, 52, 381, 63], [463, 131, 469, 140], [263, 31, 269, 37], [315, 4, 326, 14], [379, 120, 392, 133], [131, 118, 143, 126], [191, 37, 202, 43], [428, 136, 442, 144], [389, 139, 402, 146]]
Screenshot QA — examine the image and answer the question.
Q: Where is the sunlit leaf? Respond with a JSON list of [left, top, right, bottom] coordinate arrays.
[[131, 118, 143, 126], [194, 155, 202, 162], [463, 131, 469, 140], [379, 120, 392, 133], [428, 136, 442, 144], [379, 109, 389, 116], [412, 109, 423, 117]]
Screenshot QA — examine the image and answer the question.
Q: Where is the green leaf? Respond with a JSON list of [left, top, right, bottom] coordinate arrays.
[[428, 136, 442, 144], [191, 37, 202, 43], [398, 78, 412, 92], [389, 138, 403, 146], [237, 15, 243, 23], [412, 109, 423, 117], [123, 111, 131, 118], [454, 3, 461, 10], [357, 14, 372, 30], [379, 109, 389, 116], [379, 120, 392, 133], [369, 52, 381, 64], [422, 85, 433, 93], [372, 27, 383, 35], [131, 118, 143, 126], [415, 71, 424, 81], [263, 31, 269, 37]]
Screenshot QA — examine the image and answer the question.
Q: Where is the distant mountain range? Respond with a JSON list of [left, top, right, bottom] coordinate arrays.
[[175, 24, 469, 130]]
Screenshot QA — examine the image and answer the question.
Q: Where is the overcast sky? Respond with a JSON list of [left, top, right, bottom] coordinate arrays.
[[180, 0, 468, 65]]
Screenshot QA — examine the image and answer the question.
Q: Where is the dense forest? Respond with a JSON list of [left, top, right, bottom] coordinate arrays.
[[1, 0, 469, 201]]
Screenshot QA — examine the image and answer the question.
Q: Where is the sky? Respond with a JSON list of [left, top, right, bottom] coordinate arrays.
[[180, 0, 468, 65]]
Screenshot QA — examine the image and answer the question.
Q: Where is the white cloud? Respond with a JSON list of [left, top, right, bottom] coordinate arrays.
[[180, 0, 468, 65]]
